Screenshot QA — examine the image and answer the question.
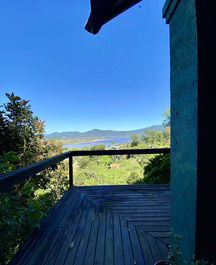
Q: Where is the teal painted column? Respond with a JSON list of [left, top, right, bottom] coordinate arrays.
[[163, 0, 198, 262], [163, 0, 216, 262]]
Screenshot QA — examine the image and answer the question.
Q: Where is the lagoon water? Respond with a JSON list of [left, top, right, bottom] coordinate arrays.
[[62, 137, 131, 149]]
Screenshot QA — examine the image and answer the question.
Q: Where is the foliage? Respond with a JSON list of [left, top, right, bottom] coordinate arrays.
[[0, 185, 54, 264], [0, 93, 45, 166], [130, 134, 140, 147], [0, 159, 68, 264], [0, 152, 21, 174], [73, 128, 170, 186], [0, 93, 68, 264], [90, 144, 106, 150], [163, 107, 171, 127], [141, 130, 168, 147], [168, 234, 211, 265], [142, 153, 170, 184], [74, 154, 144, 186]]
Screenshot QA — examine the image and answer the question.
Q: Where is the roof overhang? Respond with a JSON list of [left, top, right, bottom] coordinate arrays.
[[85, 0, 142, 34]]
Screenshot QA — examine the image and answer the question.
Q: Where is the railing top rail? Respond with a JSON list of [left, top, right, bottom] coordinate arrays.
[[0, 151, 72, 193], [0, 148, 170, 193], [70, 148, 170, 156]]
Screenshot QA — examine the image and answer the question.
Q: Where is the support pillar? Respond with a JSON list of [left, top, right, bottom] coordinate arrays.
[[163, 0, 216, 262]]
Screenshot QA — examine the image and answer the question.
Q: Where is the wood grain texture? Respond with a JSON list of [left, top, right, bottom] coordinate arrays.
[[9, 185, 170, 265]]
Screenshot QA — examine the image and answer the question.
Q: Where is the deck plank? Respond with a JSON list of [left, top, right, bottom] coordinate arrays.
[[113, 214, 124, 265], [44, 191, 85, 265], [13, 189, 79, 265], [83, 206, 100, 265], [136, 230, 155, 265], [120, 218, 134, 265], [64, 200, 92, 265], [145, 232, 164, 263], [94, 207, 106, 265], [73, 206, 94, 265], [9, 185, 170, 265], [104, 209, 114, 265], [128, 223, 145, 265], [9, 189, 74, 265]]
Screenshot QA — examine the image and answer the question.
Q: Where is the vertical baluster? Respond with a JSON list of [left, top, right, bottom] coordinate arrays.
[[69, 156, 73, 188]]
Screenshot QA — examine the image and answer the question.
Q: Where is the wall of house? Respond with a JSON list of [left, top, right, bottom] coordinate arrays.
[[163, 0, 198, 262]]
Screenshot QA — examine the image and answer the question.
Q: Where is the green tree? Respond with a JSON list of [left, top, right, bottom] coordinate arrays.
[[0, 93, 68, 264], [130, 134, 140, 147], [91, 144, 106, 150], [163, 107, 171, 127], [141, 130, 165, 147], [0, 93, 45, 166], [143, 153, 170, 184]]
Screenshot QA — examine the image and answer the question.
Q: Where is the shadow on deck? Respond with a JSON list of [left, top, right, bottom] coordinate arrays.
[[10, 185, 170, 265]]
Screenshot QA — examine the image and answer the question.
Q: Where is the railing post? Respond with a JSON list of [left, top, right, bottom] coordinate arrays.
[[69, 156, 73, 188]]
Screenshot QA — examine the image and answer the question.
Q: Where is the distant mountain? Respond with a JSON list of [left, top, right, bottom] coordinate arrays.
[[45, 125, 164, 140]]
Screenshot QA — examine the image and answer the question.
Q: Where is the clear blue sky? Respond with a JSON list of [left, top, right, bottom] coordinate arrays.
[[0, 0, 170, 133]]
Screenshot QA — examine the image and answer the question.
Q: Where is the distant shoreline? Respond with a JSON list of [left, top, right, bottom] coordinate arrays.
[[47, 138, 112, 145], [81, 138, 111, 144], [61, 137, 131, 149]]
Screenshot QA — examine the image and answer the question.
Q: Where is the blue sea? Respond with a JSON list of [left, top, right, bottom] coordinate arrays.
[[62, 137, 131, 149]]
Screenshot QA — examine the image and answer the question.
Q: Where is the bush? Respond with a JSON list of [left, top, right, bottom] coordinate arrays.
[[134, 153, 170, 184], [143, 153, 170, 184], [0, 163, 68, 265], [0, 93, 69, 264], [0, 184, 54, 264]]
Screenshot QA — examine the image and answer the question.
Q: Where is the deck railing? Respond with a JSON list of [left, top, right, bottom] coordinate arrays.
[[0, 148, 170, 193]]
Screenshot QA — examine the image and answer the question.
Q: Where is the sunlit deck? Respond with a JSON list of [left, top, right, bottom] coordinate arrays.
[[10, 184, 170, 265]]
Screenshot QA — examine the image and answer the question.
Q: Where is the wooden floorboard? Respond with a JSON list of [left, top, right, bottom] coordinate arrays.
[[83, 205, 100, 265], [9, 185, 170, 265], [104, 208, 114, 265], [120, 218, 134, 265], [45, 191, 86, 265]]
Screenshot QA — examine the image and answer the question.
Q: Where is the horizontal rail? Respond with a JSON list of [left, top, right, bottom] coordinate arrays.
[[0, 151, 72, 193], [0, 148, 170, 193], [70, 148, 170, 157]]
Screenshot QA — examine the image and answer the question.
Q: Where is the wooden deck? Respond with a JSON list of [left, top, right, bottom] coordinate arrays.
[[10, 185, 170, 265]]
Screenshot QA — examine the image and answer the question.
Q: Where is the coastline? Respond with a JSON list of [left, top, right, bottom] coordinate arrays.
[[48, 138, 112, 145], [62, 137, 131, 149]]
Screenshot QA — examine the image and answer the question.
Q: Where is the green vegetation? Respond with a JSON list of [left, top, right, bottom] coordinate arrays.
[[73, 129, 170, 186], [168, 234, 210, 265], [0, 93, 170, 264], [139, 153, 170, 184], [0, 93, 68, 264], [163, 107, 171, 127]]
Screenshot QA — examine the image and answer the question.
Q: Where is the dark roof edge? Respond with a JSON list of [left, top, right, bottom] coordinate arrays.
[[163, 0, 181, 24]]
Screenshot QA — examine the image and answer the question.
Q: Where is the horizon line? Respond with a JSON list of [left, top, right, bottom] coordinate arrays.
[[44, 124, 164, 134]]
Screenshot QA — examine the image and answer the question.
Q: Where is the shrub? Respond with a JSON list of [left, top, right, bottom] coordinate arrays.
[[144, 153, 170, 184], [0, 93, 68, 264]]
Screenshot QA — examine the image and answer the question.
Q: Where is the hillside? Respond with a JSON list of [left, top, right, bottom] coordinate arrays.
[[45, 125, 164, 140]]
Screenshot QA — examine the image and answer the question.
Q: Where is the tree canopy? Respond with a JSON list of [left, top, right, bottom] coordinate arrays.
[[0, 93, 45, 167], [163, 107, 171, 127], [0, 93, 67, 264]]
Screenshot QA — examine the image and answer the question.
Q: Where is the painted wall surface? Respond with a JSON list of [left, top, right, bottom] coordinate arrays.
[[163, 0, 198, 262]]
